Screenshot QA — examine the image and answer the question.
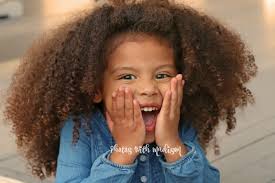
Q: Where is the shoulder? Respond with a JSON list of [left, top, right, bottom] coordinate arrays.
[[59, 109, 110, 145], [60, 117, 74, 139], [180, 122, 198, 142], [60, 115, 93, 143]]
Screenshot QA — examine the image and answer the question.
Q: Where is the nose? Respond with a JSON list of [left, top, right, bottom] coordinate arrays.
[[138, 79, 158, 97]]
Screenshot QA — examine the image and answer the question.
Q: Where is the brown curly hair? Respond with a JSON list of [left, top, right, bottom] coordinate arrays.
[[2, 0, 257, 179]]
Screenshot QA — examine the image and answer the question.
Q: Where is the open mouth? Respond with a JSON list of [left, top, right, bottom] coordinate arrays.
[[140, 106, 160, 132]]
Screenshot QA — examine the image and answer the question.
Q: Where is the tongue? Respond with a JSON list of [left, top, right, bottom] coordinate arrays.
[[142, 112, 156, 126]]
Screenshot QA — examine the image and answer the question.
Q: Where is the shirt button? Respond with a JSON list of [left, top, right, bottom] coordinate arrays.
[[139, 155, 147, 162], [140, 176, 147, 182]]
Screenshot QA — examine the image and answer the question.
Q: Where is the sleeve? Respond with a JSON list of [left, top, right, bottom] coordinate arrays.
[[55, 118, 138, 183], [158, 128, 220, 183]]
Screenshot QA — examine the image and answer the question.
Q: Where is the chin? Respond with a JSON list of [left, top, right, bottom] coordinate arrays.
[[144, 134, 155, 144]]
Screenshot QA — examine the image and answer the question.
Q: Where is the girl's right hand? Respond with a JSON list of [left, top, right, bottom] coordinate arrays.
[[105, 87, 146, 163]]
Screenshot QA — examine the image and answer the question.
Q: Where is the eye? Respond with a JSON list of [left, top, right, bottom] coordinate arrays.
[[119, 74, 136, 80], [156, 73, 171, 79]]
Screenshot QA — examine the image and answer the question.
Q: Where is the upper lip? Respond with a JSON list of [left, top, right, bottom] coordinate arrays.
[[139, 103, 161, 110]]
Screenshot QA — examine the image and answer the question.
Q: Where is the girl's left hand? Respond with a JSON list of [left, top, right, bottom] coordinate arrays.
[[155, 74, 184, 148]]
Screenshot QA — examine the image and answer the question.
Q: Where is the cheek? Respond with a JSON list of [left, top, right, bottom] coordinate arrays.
[[102, 87, 117, 111], [158, 83, 171, 97], [102, 84, 129, 109]]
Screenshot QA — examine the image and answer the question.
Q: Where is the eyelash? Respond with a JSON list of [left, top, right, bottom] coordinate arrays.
[[118, 73, 171, 80]]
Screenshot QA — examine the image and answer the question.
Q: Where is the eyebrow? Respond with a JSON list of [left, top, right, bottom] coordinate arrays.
[[111, 64, 176, 74]]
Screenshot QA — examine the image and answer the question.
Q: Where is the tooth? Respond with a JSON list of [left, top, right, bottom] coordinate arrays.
[[141, 107, 160, 112]]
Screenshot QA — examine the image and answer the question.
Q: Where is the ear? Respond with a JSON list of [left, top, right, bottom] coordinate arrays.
[[93, 90, 103, 103]]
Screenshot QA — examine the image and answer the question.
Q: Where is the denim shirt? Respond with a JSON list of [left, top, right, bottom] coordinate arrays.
[[55, 109, 220, 183]]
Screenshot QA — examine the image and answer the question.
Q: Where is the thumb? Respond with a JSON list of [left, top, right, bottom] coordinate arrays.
[[105, 111, 114, 133]]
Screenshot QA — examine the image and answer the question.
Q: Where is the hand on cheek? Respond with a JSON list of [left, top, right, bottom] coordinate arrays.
[[155, 74, 185, 148], [105, 87, 146, 154]]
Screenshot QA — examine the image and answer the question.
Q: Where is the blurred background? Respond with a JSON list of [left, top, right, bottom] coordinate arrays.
[[0, 0, 274, 182]]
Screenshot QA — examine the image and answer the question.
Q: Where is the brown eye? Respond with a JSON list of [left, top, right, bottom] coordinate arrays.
[[156, 73, 171, 79], [119, 74, 136, 80]]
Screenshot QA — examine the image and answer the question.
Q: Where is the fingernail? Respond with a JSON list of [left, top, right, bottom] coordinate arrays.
[[133, 99, 139, 106], [112, 91, 116, 97], [119, 86, 124, 92]]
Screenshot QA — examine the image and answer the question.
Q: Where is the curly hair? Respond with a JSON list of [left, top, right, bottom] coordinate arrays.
[[3, 0, 257, 179]]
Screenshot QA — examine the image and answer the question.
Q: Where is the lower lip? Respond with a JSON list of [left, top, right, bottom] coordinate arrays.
[[145, 120, 156, 132]]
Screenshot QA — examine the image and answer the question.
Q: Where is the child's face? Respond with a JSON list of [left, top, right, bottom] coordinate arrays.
[[98, 35, 178, 144]]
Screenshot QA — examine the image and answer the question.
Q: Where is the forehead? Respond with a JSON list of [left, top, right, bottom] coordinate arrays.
[[105, 33, 175, 69]]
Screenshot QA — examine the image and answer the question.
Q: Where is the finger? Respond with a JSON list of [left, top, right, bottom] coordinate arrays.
[[176, 74, 184, 107], [170, 77, 178, 119], [178, 79, 185, 108], [160, 90, 171, 117], [116, 87, 125, 121], [105, 111, 114, 133], [124, 87, 134, 126], [111, 89, 118, 121], [133, 99, 143, 128]]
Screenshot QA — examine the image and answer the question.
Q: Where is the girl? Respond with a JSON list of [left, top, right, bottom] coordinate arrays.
[[3, 0, 257, 182]]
